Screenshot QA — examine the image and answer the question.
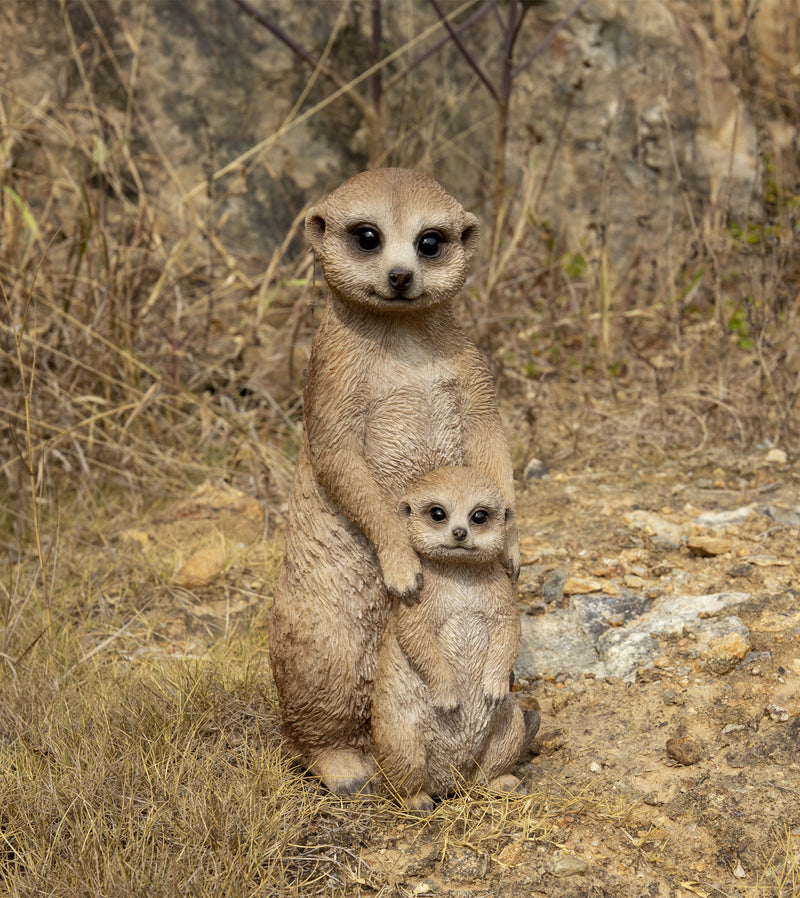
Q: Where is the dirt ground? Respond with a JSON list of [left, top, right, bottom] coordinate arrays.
[[131, 445, 799, 897], [502, 453, 800, 897]]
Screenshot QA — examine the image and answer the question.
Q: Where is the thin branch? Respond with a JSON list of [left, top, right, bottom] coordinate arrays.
[[231, 0, 328, 73], [387, 0, 497, 88], [371, 0, 383, 110], [429, 0, 499, 102], [230, 0, 373, 120]]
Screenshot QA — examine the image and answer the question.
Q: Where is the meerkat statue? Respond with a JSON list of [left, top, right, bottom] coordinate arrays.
[[268, 168, 520, 795], [371, 466, 539, 813]]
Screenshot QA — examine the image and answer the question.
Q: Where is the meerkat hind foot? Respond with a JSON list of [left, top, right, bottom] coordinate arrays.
[[488, 773, 524, 794], [404, 791, 436, 815], [315, 748, 377, 797]]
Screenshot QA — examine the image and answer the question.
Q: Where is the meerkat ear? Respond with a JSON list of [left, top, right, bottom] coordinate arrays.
[[305, 207, 327, 256], [399, 502, 412, 518], [460, 212, 480, 260]]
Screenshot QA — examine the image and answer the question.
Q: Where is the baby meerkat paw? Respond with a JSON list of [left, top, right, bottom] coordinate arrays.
[[315, 749, 378, 797], [430, 681, 461, 713], [405, 791, 435, 815], [380, 549, 423, 603], [482, 674, 511, 706]]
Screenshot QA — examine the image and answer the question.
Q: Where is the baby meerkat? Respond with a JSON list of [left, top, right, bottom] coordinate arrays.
[[268, 169, 520, 796], [372, 466, 538, 813]]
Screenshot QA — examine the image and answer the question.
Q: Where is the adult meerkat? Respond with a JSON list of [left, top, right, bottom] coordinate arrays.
[[268, 168, 519, 795], [372, 466, 538, 813]]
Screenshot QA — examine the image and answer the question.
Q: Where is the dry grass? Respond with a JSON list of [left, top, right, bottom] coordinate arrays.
[[1, 2, 799, 895], [0, 635, 636, 898]]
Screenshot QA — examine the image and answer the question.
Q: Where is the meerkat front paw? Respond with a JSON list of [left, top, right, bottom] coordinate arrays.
[[429, 679, 461, 712], [482, 673, 511, 705], [380, 548, 423, 603]]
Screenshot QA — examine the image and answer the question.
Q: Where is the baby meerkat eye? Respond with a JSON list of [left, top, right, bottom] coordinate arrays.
[[470, 508, 490, 525], [352, 226, 382, 252], [416, 230, 444, 258], [428, 506, 448, 523]]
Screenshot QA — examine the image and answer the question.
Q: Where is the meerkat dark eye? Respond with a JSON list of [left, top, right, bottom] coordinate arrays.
[[470, 509, 490, 525], [429, 506, 448, 523], [416, 230, 444, 258], [353, 226, 382, 252]]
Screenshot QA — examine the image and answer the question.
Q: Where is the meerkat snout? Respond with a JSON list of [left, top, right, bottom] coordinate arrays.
[[388, 268, 413, 292], [452, 525, 467, 541]]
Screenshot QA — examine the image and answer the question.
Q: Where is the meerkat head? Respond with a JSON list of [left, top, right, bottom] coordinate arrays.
[[400, 466, 506, 566], [305, 168, 480, 315]]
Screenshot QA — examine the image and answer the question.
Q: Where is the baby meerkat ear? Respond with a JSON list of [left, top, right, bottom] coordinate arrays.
[[305, 208, 327, 256], [399, 501, 412, 518], [460, 212, 480, 261]]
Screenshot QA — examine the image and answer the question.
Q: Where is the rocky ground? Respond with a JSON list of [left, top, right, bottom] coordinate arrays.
[[498, 447, 800, 897], [125, 443, 800, 897]]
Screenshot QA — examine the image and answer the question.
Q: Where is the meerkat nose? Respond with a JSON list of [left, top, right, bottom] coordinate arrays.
[[452, 526, 467, 541], [388, 269, 413, 291]]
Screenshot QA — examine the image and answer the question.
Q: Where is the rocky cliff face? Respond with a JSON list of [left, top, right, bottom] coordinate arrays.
[[2, 0, 795, 285]]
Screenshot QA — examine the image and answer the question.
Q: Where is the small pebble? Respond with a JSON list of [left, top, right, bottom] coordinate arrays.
[[666, 736, 703, 765], [704, 633, 750, 675], [549, 853, 588, 877], [766, 704, 789, 722], [563, 576, 605, 596], [763, 447, 787, 465], [542, 570, 567, 604], [687, 535, 733, 557]]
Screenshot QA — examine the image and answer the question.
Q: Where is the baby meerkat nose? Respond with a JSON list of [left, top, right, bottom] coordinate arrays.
[[452, 526, 467, 542], [388, 269, 413, 291]]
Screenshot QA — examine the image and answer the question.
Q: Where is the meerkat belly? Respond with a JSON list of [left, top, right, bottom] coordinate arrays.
[[436, 612, 492, 676], [363, 369, 465, 485]]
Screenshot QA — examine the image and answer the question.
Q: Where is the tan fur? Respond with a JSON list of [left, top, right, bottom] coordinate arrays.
[[268, 169, 519, 795], [372, 466, 529, 811]]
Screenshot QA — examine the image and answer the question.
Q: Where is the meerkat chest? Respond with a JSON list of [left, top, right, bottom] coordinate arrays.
[[362, 357, 466, 480]]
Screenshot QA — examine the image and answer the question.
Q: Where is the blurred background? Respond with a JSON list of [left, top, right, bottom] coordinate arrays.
[[2, 0, 798, 523]]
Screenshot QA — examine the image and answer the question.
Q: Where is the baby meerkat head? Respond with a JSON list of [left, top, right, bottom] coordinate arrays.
[[400, 466, 506, 565], [305, 168, 479, 315]]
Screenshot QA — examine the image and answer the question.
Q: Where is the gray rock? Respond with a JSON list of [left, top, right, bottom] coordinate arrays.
[[517, 611, 604, 680], [516, 591, 751, 682], [541, 568, 569, 605]]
